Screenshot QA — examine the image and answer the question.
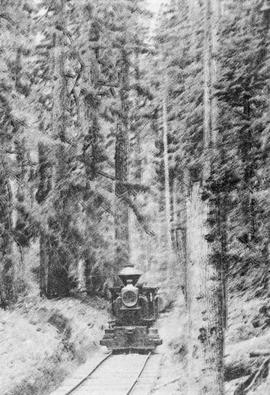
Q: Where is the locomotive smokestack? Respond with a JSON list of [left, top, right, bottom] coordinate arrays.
[[118, 265, 143, 286]]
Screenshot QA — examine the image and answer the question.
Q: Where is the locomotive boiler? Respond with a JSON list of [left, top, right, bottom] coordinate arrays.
[[100, 266, 162, 353]]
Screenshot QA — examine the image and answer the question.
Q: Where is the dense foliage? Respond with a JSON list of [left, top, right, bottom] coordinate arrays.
[[0, 0, 269, 314], [0, 0, 165, 302], [152, 0, 270, 300]]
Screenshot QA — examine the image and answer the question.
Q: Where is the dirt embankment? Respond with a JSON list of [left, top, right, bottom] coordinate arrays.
[[150, 289, 270, 395], [0, 296, 109, 395]]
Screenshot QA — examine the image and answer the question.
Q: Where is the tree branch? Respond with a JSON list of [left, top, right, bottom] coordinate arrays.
[[97, 170, 149, 193], [35, 0, 54, 23], [0, 13, 16, 26], [234, 358, 270, 395], [120, 193, 155, 236]]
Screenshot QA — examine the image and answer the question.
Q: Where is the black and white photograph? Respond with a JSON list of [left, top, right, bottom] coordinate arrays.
[[1, 0, 270, 394]]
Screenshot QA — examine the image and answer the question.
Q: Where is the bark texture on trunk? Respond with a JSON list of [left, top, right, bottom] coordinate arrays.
[[114, 48, 130, 270], [211, 0, 227, 330], [186, 0, 224, 394], [162, 96, 172, 254], [187, 183, 224, 395], [173, 172, 188, 300], [37, 142, 52, 296], [134, 52, 142, 185], [39, 231, 49, 296], [46, 0, 70, 297], [0, 150, 14, 304], [13, 139, 30, 289], [80, 18, 103, 293]]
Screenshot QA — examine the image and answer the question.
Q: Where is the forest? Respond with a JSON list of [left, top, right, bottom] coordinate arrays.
[[1, 0, 270, 394]]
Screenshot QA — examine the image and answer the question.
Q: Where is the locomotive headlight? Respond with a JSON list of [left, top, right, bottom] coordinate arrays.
[[121, 283, 138, 308]]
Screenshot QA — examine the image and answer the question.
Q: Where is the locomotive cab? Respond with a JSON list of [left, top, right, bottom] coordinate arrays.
[[100, 265, 162, 353]]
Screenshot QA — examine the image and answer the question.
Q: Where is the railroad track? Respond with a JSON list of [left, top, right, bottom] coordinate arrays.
[[52, 352, 158, 395]]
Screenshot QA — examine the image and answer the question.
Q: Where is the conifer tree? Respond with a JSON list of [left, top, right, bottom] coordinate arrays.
[[183, 0, 225, 393], [0, 0, 34, 303]]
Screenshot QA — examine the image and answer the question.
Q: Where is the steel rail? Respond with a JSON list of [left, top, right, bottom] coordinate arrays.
[[126, 352, 152, 395], [65, 351, 112, 394]]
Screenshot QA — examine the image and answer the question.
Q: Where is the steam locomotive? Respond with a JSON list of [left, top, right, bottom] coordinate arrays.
[[100, 266, 162, 353]]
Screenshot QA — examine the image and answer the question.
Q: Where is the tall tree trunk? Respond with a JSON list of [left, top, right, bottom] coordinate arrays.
[[187, 0, 224, 393], [171, 176, 177, 250], [171, 176, 181, 288], [172, 173, 187, 294], [162, 95, 172, 278], [211, 0, 227, 329], [114, 48, 130, 271], [82, 32, 101, 293], [134, 52, 142, 184], [129, 51, 145, 271], [36, 142, 52, 296], [53, 0, 67, 170], [14, 139, 29, 286], [12, 33, 31, 295], [48, 0, 70, 297], [0, 148, 14, 304], [181, 168, 189, 303], [39, 230, 49, 296]]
